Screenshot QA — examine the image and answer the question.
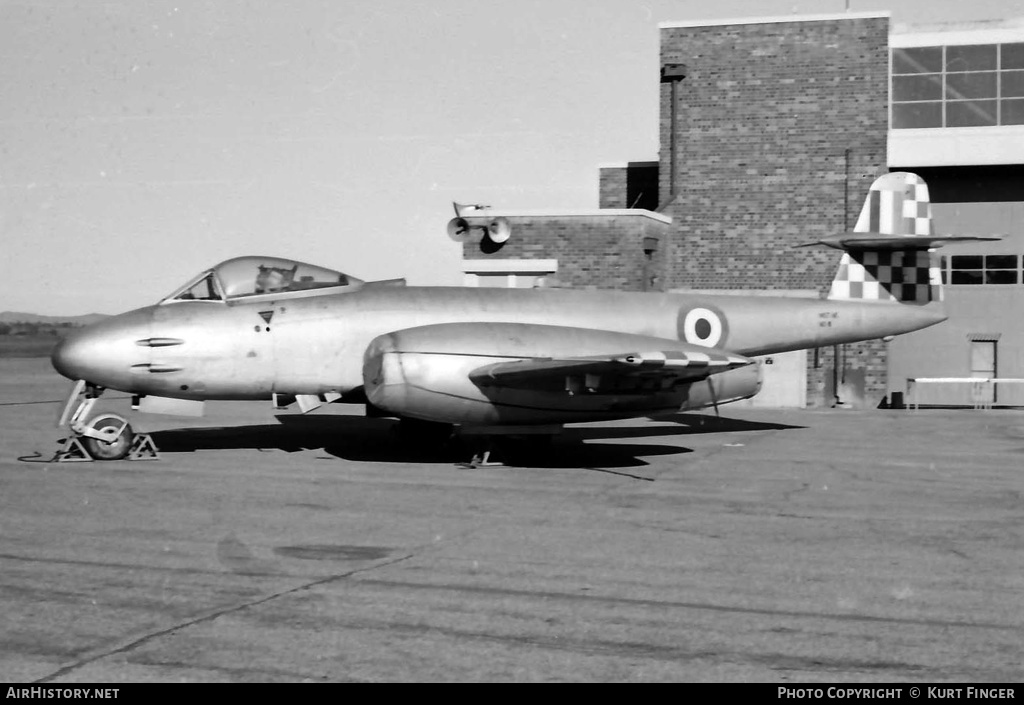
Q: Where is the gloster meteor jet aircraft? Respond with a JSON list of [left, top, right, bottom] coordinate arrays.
[[51, 173, 993, 459]]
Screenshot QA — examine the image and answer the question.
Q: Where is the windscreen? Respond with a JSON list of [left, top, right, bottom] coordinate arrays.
[[213, 257, 361, 298]]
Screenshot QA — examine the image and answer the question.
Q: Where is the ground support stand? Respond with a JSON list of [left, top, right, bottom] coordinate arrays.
[[48, 431, 160, 463], [51, 435, 93, 462], [459, 449, 504, 469]]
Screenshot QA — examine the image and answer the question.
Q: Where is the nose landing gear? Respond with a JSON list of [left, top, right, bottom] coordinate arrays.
[[50, 381, 160, 462], [79, 413, 136, 460]]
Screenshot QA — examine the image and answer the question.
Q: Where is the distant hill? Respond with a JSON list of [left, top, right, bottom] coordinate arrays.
[[0, 311, 110, 357], [0, 311, 109, 326]]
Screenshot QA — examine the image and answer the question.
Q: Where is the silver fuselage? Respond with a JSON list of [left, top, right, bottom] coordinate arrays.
[[52, 285, 945, 401]]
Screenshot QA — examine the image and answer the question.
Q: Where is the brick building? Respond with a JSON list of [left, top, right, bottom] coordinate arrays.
[[464, 11, 1024, 409], [462, 209, 670, 292]]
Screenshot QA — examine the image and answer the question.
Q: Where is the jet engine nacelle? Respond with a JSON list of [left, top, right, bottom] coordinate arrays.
[[362, 323, 761, 426], [446, 216, 512, 244]]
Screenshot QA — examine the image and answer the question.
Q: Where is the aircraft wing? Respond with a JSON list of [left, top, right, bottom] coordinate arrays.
[[469, 348, 753, 390], [365, 323, 763, 423]]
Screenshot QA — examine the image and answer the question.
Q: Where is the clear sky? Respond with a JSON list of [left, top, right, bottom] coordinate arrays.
[[1, 0, 1021, 315]]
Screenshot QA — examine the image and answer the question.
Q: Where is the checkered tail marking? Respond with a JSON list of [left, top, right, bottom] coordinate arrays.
[[828, 250, 941, 303], [853, 172, 932, 237], [831, 172, 940, 302]]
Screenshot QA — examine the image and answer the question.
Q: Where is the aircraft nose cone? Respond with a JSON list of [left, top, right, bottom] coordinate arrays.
[[49, 308, 154, 387], [51, 331, 88, 381]]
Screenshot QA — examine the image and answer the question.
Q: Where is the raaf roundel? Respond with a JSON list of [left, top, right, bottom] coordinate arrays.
[[677, 304, 729, 349]]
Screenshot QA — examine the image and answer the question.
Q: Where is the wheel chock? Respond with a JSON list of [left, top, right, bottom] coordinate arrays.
[[47, 432, 160, 463], [53, 436, 94, 462], [127, 433, 160, 461]]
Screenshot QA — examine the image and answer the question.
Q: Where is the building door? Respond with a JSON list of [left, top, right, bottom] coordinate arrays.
[[734, 350, 807, 408], [970, 340, 997, 405]]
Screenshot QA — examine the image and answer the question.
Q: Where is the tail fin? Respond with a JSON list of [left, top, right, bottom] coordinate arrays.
[[853, 171, 933, 237], [831, 172, 939, 304], [799, 172, 1000, 305]]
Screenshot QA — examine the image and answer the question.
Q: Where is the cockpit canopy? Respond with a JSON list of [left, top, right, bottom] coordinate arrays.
[[162, 256, 365, 304]]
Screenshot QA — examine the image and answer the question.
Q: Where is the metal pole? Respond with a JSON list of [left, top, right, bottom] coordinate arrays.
[[833, 148, 852, 407], [670, 80, 677, 198]]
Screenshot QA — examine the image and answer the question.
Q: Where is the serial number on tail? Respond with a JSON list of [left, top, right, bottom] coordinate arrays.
[[819, 310, 840, 328]]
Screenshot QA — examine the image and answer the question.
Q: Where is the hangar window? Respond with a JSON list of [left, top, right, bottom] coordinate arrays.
[[948, 254, 1021, 285], [892, 47, 943, 128], [892, 43, 1024, 128], [1005, 43, 1024, 69], [893, 47, 942, 74], [947, 100, 997, 128], [1004, 70, 1024, 97], [1004, 98, 1024, 125], [946, 45, 996, 73], [892, 101, 941, 129]]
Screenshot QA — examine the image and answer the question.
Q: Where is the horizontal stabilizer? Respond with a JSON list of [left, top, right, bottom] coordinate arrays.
[[800, 233, 1002, 251]]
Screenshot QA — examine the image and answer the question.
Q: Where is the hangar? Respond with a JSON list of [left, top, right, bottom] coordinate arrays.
[[461, 11, 1024, 409]]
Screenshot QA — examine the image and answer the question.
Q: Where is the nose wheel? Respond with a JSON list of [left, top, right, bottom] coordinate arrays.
[[80, 413, 135, 460], [46, 381, 160, 462]]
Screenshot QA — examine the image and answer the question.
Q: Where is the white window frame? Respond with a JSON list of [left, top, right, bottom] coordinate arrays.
[[462, 259, 559, 288]]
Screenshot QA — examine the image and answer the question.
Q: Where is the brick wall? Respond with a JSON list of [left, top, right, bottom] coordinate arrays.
[[659, 15, 891, 407], [461, 213, 671, 292], [600, 163, 659, 210], [599, 168, 628, 209], [458, 15, 896, 408], [660, 16, 889, 291]]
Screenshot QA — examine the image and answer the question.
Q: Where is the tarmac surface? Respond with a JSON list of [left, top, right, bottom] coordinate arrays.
[[1, 357, 1022, 682]]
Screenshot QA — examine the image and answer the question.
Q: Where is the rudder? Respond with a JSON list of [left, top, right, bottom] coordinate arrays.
[[853, 171, 933, 237]]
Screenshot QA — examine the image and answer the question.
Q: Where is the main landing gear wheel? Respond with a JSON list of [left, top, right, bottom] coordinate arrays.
[[81, 414, 135, 460]]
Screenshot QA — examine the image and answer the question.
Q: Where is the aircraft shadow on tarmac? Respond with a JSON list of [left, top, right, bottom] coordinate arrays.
[[147, 412, 803, 470], [646, 412, 804, 433]]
